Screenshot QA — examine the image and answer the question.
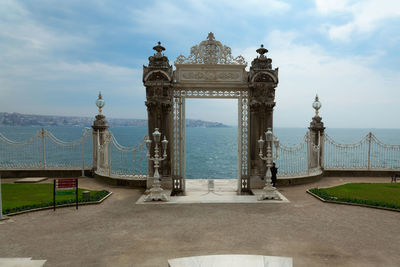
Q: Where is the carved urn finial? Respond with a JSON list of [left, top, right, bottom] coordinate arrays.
[[312, 94, 322, 117], [207, 32, 215, 41], [256, 44, 268, 57], [153, 41, 165, 56]]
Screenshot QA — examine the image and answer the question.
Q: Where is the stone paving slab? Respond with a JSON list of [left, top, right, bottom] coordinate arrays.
[[14, 177, 48, 183], [168, 254, 293, 267], [136, 179, 289, 204]]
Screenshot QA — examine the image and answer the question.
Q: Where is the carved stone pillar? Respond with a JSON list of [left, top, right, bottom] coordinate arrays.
[[143, 42, 173, 189], [92, 108, 109, 171], [308, 95, 325, 170], [248, 45, 279, 189]]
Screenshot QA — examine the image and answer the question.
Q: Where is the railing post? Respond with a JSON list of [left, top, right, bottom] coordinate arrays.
[[41, 128, 46, 169], [320, 132, 324, 169], [367, 132, 372, 169], [108, 140, 111, 176], [97, 130, 100, 170], [81, 135, 85, 177], [0, 174, 3, 220], [307, 132, 310, 175], [317, 131, 320, 169]]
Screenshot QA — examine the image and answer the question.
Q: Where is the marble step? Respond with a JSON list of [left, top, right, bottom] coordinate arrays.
[[168, 254, 293, 267], [0, 258, 47, 267]]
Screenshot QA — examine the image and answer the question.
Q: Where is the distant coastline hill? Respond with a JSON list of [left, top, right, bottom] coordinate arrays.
[[0, 112, 229, 128]]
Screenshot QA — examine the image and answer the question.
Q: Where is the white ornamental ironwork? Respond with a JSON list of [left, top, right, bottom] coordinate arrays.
[[171, 88, 250, 192], [0, 128, 92, 171], [175, 32, 247, 65], [324, 132, 400, 170], [96, 131, 148, 178]]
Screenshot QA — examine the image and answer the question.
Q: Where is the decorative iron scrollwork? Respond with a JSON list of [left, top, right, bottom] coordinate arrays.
[[175, 32, 247, 65]]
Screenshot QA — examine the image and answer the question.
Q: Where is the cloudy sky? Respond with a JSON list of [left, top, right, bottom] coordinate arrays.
[[1, 0, 399, 128]]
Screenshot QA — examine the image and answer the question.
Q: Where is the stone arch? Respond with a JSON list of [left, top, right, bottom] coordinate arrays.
[[143, 70, 172, 82], [251, 71, 278, 83]]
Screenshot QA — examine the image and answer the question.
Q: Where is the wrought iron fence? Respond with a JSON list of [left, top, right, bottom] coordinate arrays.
[[96, 131, 148, 178], [0, 128, 92, 173], [1, 129, 399, 179], [275, 132, 322, 177], [324, 132, 400, 169]]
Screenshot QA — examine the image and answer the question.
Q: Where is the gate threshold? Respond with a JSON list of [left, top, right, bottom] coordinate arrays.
[[136, 179, 289, 204]]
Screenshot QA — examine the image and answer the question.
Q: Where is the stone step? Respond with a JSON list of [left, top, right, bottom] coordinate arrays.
[[0, 258, 46, 267], [168, 255, 293, 267]]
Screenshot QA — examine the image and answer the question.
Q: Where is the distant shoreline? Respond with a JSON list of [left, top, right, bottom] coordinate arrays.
[[0, 112, 229, 128]]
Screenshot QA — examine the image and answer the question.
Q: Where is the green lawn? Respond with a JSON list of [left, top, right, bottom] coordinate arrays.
[[1, 183, 109, 215], [310, 183, 400, 210]]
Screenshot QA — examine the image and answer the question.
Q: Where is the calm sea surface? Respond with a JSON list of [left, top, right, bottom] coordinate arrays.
[[1, 126, 399, 179]]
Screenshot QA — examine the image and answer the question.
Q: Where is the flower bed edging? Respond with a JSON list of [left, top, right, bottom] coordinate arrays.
[[4, 191, 113, 216], [306, 189, 400, 212]]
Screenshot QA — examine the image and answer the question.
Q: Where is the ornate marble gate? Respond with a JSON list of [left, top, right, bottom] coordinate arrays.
[[143, 33, 279, 194]]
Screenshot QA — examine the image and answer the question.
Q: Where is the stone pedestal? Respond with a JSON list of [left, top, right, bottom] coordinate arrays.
[[308, 98, 325, 170], [92, 113, 109, 172]]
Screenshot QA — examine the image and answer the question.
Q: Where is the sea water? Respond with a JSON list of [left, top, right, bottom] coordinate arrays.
[[0, 126, 399, 179]]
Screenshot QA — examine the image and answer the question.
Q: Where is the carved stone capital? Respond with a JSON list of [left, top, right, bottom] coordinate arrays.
[[249, 101, 276, 113], [145, 99, 173, 114], [309, 115, 325, 132], [92, 114, 109, 130]]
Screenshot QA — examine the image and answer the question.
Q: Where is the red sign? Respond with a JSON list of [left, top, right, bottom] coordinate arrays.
[[56, 178, 77, 190]]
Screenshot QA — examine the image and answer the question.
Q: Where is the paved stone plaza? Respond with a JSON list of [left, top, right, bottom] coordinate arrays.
[[0, 177, 399, 266]]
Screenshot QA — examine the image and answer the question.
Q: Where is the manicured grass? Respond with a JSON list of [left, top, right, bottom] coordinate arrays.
[[310, 183, 400, 210], [1, 183, 109, 215]]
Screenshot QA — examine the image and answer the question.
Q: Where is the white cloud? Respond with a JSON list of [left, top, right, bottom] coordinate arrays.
[[130, 0, 290, 36], [315, 0, 351, 14], [236, 30, 400, 128], [0, 1, 147, 119], [315, 0, 400, 41]]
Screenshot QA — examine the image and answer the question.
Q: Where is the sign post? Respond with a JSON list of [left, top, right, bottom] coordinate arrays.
[[53, 178, 79, 211], [0, 174, 3, 219]]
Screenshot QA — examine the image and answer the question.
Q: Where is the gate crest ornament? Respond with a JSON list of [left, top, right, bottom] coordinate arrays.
[[175, 32, 247, 65]]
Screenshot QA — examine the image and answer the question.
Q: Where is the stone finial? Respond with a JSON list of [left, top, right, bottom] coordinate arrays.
[[153, 41, 165, 56], [250, 44, 273, 70], [207, 32, 215, 41], [256, 44, 268, 57]]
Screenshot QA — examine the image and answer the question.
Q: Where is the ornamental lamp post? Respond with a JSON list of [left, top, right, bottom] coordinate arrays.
[[144, 128, 169, 202], [312, 94, 321, 116], [96, 92, 105, 115], [258, 128, 281, 200]]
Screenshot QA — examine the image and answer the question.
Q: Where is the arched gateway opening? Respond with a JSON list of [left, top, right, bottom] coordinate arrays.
[[143, 33, 279, 195]]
